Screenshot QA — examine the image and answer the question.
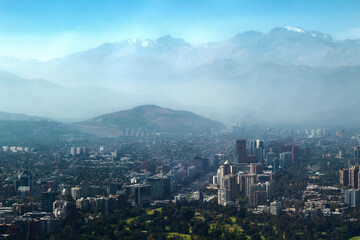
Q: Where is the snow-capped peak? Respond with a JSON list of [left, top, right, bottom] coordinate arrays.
[[141, 40, 149, 47], [284, 27, 305, 33], [123, 38, 152, 47], [127, 38, 139, 44]]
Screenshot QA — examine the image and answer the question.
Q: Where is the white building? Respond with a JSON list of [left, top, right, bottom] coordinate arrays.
[[53, 200, 68, 218], [71, 187, 83, 200], [270, 201, 282, 216], [218, 188, 231, 206]]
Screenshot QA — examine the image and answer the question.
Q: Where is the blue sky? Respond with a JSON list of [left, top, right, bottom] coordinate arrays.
[[0, 0, 359, 60]]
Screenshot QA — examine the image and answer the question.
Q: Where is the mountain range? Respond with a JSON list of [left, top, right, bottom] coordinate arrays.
[[0, 105, 225, 142], [0, 111, 48, 121], [0, 27, 359, 125]]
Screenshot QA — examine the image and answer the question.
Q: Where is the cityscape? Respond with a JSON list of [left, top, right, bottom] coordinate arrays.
[[0, 125, 360, 239], [1, 0, 360, 239]]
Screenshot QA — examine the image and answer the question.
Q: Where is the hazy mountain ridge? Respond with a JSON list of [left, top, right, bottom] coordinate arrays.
[[0, 71, 142, 121], [78, 105, 225, 136], [0, 27, 359, 125], [0, 111, 49, 121], [0, 105, 225, 142], [0, 120, 88, 145], [0, 27, 359, 86]]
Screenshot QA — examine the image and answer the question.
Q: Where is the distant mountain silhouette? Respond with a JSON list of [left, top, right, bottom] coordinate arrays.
[[0, 111, 48, 121], [0, 70, 142, 121], [1, 27, 359, 87], [78, 105, 225, 136], [0, 120, 86, 144], [0, 27, 360, 125]]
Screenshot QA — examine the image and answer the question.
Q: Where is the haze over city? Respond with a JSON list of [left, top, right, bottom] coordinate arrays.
[[1, 2, 360, 239]]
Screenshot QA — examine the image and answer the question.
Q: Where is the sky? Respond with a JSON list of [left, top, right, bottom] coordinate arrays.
[[0, 0, 359, 60]]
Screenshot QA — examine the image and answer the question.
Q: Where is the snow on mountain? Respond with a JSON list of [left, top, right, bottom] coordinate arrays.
[[284, 26, 306, 33], [0, 27, 360, 124]]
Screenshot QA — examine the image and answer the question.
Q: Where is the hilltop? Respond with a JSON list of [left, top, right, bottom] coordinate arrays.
[[78, 105, 225, 136]]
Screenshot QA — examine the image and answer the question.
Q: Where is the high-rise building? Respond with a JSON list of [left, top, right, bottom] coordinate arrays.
[[221, 174, 237, 201], [146, 176, 170, 200], [250, 163, 263, 174], [254, 190, 267, 207], [323, 129, 328, 137], [133, 184, 151, 205], [265, 181, 275, 200], [340, 169, 349, 186], [248, 182, 274, 207], [220, 161, 231, 178], [213, 175, 218, 185], [344, 189, 351, 205], [338, 150, 343, 159], [336, 130, 345, 139], [270, 201, 282, 216], [230, 165, 237, 175], [53, 200, 68, 218], [292, 146, 299, 163], [355, 147, 360, 161], [218, 188, 231, 206], [249, 140, 256, 155], [344, 188, 360, 207], [279, 152, 292, 168], [71, 187, 83, 200], [71, 147, 87, 156], [244, 174, 257, 197], [236, 139, 246, 163], [218, 160, 231, 185], [193, 157, 209, 174], [256, 139, 264, 149], [70, 147, 76, 156], [349, 165, 360, 188], [266, 152, 276, 165], [255, 148, 263, 163], [248, 183, 267, 207], [77, 147, 87, 155], [243, 155, 257, 163], [254, 140, 265, 163], [14, 170, 33, 190], [273, 157, 279, 173], [212, 154, 221, 169], [41, 191, 56, 212], [238, 172, 246, 193], [248, 184, 258, 206], [216, 169, 221, 185], [99, 146, 105, 152]]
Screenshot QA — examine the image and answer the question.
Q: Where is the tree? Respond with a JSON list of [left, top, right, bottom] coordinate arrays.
[[191, 220, 209, 236], [180, 206, 195, 221]]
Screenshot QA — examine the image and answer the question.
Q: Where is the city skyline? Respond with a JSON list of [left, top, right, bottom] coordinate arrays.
[[1, 1, 360, 239]]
